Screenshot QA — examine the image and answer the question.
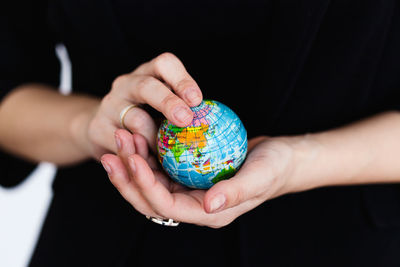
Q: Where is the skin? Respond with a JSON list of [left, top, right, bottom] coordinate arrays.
[[1, 52, 400, 228], [0, 53, 201, 164]]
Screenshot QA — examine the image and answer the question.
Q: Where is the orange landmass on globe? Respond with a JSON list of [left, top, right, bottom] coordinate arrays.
[[176, 123, 209, 150]]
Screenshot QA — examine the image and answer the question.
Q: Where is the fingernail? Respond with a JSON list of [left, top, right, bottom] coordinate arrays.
[[128, 156, 136, 173], [115, 134, 122, 150], [173, 106, 192, 124], [210, 193, 226, 213], [185, 88, 200, 104], [101, 160, 112, 175]]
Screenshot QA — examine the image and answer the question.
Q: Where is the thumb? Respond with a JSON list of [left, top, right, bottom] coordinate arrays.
[[203, 164, 262, 214]]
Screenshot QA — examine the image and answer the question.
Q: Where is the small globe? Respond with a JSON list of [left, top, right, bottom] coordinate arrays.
[[157, 99, 247, 189]]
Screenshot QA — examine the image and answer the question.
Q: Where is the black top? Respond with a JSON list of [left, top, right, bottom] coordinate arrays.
[[1, 1, 400, 266]]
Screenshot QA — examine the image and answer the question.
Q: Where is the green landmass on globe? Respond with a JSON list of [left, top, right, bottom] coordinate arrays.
[[157, 99, 247, 189]]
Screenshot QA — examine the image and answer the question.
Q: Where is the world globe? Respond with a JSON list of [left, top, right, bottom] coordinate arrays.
[[157, 99, 247, 189]]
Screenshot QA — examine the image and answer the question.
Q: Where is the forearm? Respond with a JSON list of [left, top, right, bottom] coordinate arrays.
[[0, 84, 100, 165], [291, 111, 400, 192]]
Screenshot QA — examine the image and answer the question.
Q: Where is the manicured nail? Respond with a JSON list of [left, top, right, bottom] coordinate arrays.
[[185, 88, 200, 104], [101, 160, 112, 175], [209, 193, 226, 213], [115, 134, 122, 150], [128, 156, 136, 173], [173, 106, 192, 124]]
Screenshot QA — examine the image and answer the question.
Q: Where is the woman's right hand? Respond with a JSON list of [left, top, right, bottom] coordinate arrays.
[[74, 52, 203, 159]]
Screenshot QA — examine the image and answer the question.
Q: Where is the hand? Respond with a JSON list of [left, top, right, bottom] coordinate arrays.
[[101, 131, 300, 228], [72, 52, 203, 159]]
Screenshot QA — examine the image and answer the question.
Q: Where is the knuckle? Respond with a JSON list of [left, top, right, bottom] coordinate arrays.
[[99, 93, 116, 114], [136, 76, 156, 93], [111, 74, 129, 91], [219, 180, 245, 206], [101, 93, 113, 107], [232, 186, 244, 205], [153, 52, 178, 71], [207, 216, 232, 229], [156, 52, 177, 63], [175, 78, 195, 94], [161, 93, 181, 110]]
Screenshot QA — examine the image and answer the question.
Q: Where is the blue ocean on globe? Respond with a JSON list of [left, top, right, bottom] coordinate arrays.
[[157, 99, 247, 189]]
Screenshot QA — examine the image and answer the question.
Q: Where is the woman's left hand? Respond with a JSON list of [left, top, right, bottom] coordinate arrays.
[[101, 129, 301, 228]]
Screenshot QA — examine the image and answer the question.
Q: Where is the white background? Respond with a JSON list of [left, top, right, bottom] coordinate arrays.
[[0, 45, 72, 267]]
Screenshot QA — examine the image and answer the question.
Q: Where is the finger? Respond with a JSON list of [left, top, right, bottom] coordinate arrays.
[[122, 105, 158, 150], [127, 75, 193, 127], [134, 52, 202, 107], [114, 129, 164, 213], [126, 154, 259, 227], [203, 162, 267, 214], [128, 154, 214, 224], [132, 133, 161, 170], [127, 154, 177, 215], [100, 93, 157, 150], [132, 133, 148, 159], [114, 130, 162, 215], [131, 132, 173, 188], [114, 129, 136, 167], [100, 154, 158, 217]]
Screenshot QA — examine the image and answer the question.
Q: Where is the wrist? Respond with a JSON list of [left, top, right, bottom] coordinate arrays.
[[282, 134, 325, 194], [69, 97, 100, 160]]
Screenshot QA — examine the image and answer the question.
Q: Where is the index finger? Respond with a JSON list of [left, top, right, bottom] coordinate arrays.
[[134, 52, 203, 107]]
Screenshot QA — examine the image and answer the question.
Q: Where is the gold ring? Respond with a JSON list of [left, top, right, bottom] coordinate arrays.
[[119, 104, 138, 130], [146, 216, 180, 226]]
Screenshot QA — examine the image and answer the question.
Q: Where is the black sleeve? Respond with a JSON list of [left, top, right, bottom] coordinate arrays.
[[0, 1, 60, 187]]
